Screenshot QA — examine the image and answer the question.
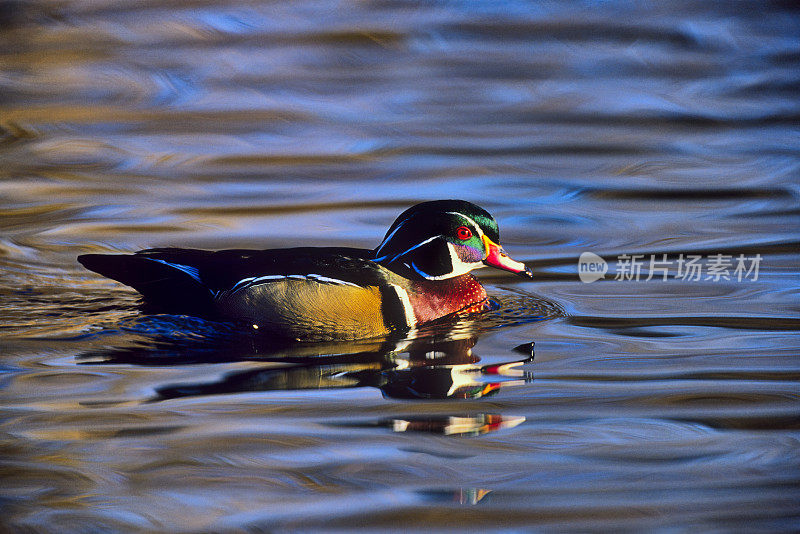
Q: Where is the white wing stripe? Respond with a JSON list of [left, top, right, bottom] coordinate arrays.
[[228, 273, 361, 295], [307, 274, 360, 287]]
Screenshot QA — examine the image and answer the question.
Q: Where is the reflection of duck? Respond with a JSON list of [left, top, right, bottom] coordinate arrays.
[[78, 200, 532, 340], [80, 319, 534, 436], [152, 335, 533, 401], [345, 414, 526, 437]]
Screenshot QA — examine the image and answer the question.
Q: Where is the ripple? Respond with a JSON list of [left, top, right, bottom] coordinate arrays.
[[479, 288, 566, 329], [2, 1, 799, 531], [568, 315, 800, 331], [583, 186, 795, 201]]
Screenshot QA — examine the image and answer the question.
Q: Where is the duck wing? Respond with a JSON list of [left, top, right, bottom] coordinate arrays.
[[79, 249, 217, 312], [77, 247, 398, 328]]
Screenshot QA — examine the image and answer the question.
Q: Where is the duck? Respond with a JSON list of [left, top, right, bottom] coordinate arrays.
[[78, 199, 532, 340]]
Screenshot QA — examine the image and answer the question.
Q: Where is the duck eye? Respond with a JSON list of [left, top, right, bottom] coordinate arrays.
[[456, 226, 472, 240]]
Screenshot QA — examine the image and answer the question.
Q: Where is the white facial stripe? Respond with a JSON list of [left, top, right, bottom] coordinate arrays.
[[447, 242, 485, 276], [377, 210, 487, 262], [374, 218, 408, 256], [414, 242, 483, 280], [445, 211, 485, 239], [374, 234, 441, 264]]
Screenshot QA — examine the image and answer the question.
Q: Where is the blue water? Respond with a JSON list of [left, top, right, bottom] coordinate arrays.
[[1, 1, 799, 531]]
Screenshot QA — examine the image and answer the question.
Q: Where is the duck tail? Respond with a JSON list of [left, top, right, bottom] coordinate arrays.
[[78, 252, 215, 312]]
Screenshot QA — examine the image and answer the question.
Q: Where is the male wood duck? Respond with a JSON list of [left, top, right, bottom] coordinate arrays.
[[78, 199, 532, 340]]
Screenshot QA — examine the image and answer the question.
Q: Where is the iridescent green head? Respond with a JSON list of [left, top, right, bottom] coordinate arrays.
[[373, 200, 532, 280]]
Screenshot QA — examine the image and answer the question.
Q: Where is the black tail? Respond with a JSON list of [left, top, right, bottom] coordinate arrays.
[[78, 253, 214, 312]]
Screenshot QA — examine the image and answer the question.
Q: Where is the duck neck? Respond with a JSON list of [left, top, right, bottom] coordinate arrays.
[[406, 274, 488, 324]]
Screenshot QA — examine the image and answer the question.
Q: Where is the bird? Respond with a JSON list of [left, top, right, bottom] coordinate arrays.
[[78, 199, 533, 341]]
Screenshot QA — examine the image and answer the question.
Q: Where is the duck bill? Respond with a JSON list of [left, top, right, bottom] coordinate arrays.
[[482, 235, 533, 278]]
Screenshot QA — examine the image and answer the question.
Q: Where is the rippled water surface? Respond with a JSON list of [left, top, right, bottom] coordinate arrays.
[[2, 1, 799, 531]]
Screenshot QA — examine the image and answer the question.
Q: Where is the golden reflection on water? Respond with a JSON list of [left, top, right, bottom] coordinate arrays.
[[1, 0, 799, 531]]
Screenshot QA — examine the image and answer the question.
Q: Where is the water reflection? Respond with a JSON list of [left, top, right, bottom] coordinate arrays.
[[5, 0, 798, 528], [80, 321, 534, 401], [156, 338, 531, 402], [75, 318, 532, 439], [339, 414, 526, 437]]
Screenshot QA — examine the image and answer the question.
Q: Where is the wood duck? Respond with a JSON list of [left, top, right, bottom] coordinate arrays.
[[78, 199, 532, 340]]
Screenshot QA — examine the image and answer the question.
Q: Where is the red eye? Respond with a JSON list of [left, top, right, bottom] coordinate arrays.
[[456, 226, 472, 240]]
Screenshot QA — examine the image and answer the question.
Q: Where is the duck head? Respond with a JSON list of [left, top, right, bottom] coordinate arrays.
[[372, 200, 533, 280]]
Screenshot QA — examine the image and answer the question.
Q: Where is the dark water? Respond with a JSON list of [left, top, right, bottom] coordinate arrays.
[[2, 1, 800, 531]]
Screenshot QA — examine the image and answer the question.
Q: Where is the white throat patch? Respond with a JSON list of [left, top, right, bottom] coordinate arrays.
[[413, 242, 484, 280]]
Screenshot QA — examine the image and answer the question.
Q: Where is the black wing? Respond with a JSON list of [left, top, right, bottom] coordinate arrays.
[[78, 246, 381, 312]]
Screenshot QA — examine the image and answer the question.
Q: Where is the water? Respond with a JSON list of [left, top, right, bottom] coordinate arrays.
[[2, 1, 799, 531]]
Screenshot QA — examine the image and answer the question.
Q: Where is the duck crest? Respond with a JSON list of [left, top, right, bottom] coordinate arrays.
[[372, 200, 497, 280]]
